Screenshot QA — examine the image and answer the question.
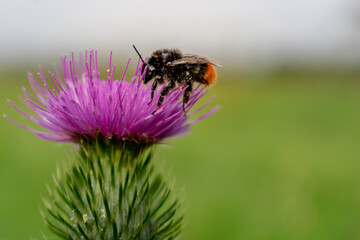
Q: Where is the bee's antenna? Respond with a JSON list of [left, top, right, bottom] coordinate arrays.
[[133, 45, 146, 64], [133, 45, 155, 71]]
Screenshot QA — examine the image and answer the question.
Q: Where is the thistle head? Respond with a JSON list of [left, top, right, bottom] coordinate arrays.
[[5, 50, 219, 149]]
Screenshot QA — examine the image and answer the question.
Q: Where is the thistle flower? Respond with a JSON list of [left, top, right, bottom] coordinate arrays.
[[5, 50, 219, 146]]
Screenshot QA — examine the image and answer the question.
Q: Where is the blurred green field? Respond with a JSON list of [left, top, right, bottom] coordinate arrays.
[[1, 70, 360, 239]]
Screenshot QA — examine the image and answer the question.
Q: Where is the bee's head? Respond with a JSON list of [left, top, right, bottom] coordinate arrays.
[[142, 64, 156, 84], [133, 45, 155, 84]]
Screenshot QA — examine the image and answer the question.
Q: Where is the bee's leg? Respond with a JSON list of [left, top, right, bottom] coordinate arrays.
[[152, 80, 176, 114], [182, 80, 193, 116], [148, 79, 158, 105]]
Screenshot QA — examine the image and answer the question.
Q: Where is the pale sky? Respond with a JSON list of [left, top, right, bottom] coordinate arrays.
[[1, 0, 359, 68]]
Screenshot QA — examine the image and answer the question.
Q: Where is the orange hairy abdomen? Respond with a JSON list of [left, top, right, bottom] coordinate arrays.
[[204, 64, 217, 85]]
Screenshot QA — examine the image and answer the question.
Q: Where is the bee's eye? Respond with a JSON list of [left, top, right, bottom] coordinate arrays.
[[143, 69, 153, 84]]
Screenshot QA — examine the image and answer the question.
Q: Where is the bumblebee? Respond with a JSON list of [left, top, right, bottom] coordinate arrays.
[[133, 45, 221, 115]]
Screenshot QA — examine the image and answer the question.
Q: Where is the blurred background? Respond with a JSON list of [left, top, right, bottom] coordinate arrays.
[[1, 0, 360, 239]]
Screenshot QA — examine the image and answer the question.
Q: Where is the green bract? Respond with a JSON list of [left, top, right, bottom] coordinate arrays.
[[43, 141, 182, 240]]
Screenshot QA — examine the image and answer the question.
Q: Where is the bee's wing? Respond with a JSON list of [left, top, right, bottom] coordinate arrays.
[[167, 54, 223, 67]]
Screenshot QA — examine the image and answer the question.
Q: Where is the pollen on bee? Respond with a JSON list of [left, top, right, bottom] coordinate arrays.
[[204, 64, 217, 85]]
